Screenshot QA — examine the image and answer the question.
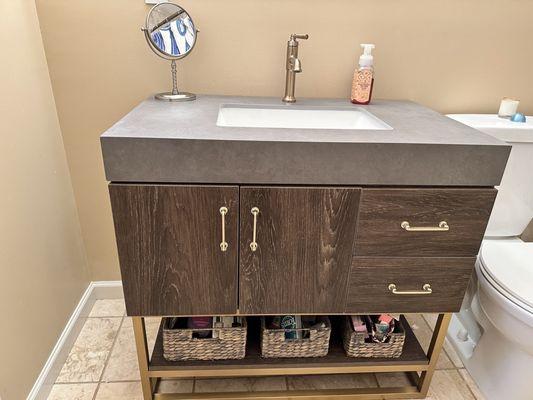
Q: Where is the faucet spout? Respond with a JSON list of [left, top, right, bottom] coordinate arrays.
[[282, 33, 308, 103]]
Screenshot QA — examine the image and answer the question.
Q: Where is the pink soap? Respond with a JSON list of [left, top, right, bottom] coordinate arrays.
[[351, 315, 367, 332], [379, 314, 394, 324]]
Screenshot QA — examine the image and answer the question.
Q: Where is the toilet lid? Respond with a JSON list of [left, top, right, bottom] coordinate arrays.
[[480, 241, 533, 310]]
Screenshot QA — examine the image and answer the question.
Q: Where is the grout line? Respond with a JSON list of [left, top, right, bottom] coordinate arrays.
[[372, 372, 380, 388], [418, 313, 456, 368], [456, 369, 480, 400], [99, 315, 126, 381], [424, 313, 464, 369], [419, 315, 478, 397], [54, 316, 123, 386], [92, 314, 125, 400]]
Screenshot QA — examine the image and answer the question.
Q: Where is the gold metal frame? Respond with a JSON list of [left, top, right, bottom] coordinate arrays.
[[133, 313, 452, 400]]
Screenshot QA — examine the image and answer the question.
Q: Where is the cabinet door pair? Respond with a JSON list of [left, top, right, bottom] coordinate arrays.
[[109, 184, 360, 316]]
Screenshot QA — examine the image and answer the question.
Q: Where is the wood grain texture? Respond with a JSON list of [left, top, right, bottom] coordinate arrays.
[[239, 187, 361, 314], [354, 188, 497, 257], [109, 184, 239, 316], [346, 257, 476, 313]]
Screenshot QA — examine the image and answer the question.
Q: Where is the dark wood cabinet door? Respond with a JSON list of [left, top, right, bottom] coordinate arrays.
[[239, 187, 361, 314], [109, 184, 239, 316]]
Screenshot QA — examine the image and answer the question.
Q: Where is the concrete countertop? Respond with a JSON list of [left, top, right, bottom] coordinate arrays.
[[101, 95, 510, 186]]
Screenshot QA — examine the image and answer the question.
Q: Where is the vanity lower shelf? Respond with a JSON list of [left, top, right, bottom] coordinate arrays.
[[148, 316, 429, 378]]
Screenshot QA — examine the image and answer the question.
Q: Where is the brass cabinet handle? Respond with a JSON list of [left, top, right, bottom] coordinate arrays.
[[401, 221, 449, 232], [250, 207, 259, 252], [219, 206, 228, 252], [388, 283, 432, 295]]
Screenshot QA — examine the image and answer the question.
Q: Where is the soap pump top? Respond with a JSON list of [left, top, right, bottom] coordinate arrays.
[[359, 44, 375, 68]]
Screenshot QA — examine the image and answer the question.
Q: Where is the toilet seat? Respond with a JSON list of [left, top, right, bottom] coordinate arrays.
[[479, 240, 533, 315]]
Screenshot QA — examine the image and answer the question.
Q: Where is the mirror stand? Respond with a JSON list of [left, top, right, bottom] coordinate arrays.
[[143, 2, 198, 102], [155, 60, 196, 102]]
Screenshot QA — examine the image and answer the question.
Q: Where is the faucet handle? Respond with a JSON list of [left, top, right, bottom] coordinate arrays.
[[288, 34, 309, 46], [291, 34, 309, 40]]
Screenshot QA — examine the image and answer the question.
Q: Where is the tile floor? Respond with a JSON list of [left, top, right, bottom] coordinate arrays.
[[47, 299, 486, 400]]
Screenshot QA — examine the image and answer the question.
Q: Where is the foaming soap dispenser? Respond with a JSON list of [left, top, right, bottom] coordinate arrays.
[[351, 44, 375, 105]]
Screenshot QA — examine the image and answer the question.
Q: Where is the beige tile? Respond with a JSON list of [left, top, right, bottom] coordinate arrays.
[[405, 314, 453, 369], [459, 369, 486, 400], [423, 313, 439, 327], [95, 382, 143, 399], [195, 377, 287, 393], [375, 372, 416, 387], [288, 374, 377, 390], [422, 313, 464, 368], [144, 317, 162, 348], [378, 370, 474, 399], [56, 318, 121, 383], [47, 383, 97, 400], [89, 299, 126, 318], [157, 379, 194, 393], [424, 370, 476, 400], [102, 317, 160, 382], [120, 317, 162, 350]]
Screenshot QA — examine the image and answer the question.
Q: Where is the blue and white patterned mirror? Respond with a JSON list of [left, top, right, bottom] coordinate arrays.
[[142, 2, 198, 101], [145, 2, 197, 60]]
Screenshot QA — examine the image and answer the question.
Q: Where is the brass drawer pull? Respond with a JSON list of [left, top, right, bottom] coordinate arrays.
[[401, 220, 449, 232], [250, 207, 259, 252], [219, 206, 228, 252], [388, 283, 432, 295]]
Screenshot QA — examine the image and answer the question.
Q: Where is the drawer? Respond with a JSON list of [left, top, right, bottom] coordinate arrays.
[[345, 257, 476, 313], [354, 188, 496, 257]]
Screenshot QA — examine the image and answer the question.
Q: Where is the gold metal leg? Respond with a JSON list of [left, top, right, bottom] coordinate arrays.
[[133, 316, 156, 400], [417, 313, 452, 396]]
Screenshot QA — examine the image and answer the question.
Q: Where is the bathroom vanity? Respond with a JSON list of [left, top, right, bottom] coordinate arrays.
[[101, 96, 510, 400]]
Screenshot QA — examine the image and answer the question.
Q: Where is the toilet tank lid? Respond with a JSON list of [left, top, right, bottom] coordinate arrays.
[[480, 241, 533, 310], [447, 114, 533, 143]]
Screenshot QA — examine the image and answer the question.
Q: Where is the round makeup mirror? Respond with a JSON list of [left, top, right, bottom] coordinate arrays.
[[142, 2, 198, 101]]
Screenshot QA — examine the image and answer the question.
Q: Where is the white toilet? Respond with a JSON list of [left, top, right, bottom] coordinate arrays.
[[446, 114, 533, 400]]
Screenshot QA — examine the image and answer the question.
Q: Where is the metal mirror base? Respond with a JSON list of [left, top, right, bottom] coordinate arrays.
[[154, 92, 196, 102]]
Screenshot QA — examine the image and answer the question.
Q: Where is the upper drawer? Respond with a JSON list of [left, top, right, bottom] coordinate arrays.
[[354, 188, 497, 257]]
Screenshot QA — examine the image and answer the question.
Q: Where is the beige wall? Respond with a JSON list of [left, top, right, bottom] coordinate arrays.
[[0, 1, 89, 399], [36, 0, 533, 280]]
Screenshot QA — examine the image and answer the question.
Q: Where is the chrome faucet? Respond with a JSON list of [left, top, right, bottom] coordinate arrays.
[[282, 34, 309, 103]]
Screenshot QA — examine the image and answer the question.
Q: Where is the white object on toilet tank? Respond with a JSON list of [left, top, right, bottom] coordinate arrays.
[[447, 114, 533, 237]]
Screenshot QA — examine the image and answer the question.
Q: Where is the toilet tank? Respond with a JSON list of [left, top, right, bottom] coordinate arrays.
[[447, 114, 533, 237]]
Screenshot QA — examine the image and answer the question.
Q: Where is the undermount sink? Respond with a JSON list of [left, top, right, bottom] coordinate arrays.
[[216, 104, 393, 130]]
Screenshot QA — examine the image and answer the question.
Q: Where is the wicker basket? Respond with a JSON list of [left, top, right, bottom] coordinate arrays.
[[260, 316, 331, 358], [342, 316, 405, 358], [162, 317, 247, 361]]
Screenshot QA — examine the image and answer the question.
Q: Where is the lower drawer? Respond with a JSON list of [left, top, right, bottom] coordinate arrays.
[[345, 257, 475, 313]]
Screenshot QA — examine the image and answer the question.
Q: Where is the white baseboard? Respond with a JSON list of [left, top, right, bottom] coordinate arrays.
[[27, 281, 123, 400], [90, 280, 124, 300]]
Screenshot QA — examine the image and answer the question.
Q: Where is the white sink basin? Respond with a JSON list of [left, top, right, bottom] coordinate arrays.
[[216, 104, 393, 130]]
